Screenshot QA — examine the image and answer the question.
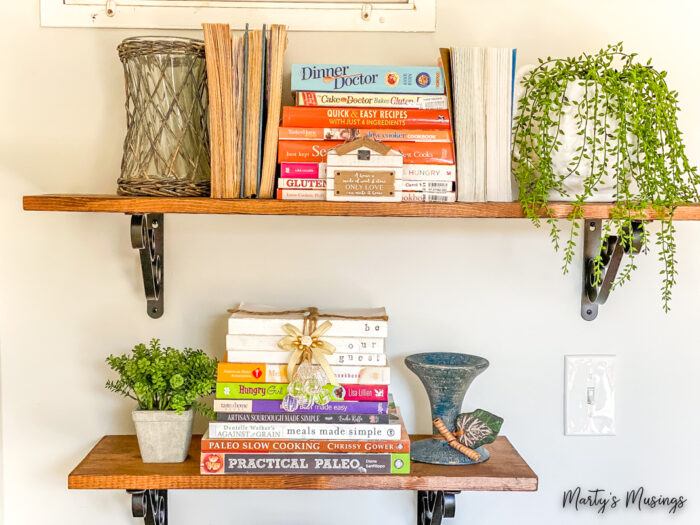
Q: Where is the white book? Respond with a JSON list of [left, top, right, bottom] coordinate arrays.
[[402, 191, 456, 203], [209, 422, 401, 440], [226, 334, 385, 353], [452, 47, 486, 202], [228, 303, 388, 337], [485, 48, 515, 202], [403, 165, 456, 182], [225, 350, 387, 366], [401, 180, 454, 192]]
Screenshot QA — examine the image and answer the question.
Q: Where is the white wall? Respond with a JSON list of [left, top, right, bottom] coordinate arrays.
[[1, 1, 699, 524]]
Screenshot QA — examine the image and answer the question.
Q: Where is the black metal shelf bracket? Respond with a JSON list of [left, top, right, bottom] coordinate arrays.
[[417, 490, 459, 525], [581, 219, 644, 321], [130, 213, 164, 319], [123, 489, 456, 524], [128, 489, 168, 525]]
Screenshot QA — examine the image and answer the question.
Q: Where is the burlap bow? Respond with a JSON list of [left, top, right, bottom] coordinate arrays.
[[277, 319, 338, 386]]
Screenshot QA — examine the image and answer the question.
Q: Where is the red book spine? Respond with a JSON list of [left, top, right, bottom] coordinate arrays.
[[281, 107, 450, 129], [278, 141, 454, 165], [201, 435, 410, 454]]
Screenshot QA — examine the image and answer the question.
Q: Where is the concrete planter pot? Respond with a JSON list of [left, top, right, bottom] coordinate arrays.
[[132, 409, 194, 463]]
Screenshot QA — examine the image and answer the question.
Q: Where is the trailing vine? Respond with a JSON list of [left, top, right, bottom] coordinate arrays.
[[512, 43, 700, 311]]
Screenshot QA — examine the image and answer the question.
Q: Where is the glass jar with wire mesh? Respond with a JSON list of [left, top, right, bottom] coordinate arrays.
[[117, 37, 210, 196]]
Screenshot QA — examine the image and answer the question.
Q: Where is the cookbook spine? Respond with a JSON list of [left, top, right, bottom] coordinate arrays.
[[215, 412, 392, 424], [291, 63, 443, 94], [295, 92, 448, 109], [208, 422, 402, 440], [278, 141, 454, 165], [201, 452, 411, 474], [278, 128, 452, 142], [281, 107, 451, 129], [216, 382, 389, 401], [212, 399, 389, 414]]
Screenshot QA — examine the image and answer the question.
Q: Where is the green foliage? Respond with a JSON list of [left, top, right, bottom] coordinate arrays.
[[106, 339, 217, 417], [512, 43, 700, 311]]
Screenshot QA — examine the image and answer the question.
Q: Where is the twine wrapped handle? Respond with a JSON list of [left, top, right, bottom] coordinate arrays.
[[433, 417, 481, 462]]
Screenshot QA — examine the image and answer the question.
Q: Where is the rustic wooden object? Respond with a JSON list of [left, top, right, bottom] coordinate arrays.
[[22, 195, 700, 219], [68, 434, 537, 491]]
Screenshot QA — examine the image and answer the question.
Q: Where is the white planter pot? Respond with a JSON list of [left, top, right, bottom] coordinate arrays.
[[132, 409, 194, 463]]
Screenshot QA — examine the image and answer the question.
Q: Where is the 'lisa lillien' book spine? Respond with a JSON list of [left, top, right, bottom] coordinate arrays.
[[281, 107, 450, 129], [295, 92, 448, 109], [291, 64, 443, 94], [201, 452, 410, 475], [216, 412, 392, 424], [216, 382, 389, 401], [208, 421, 402, 440], [212, 398, 389, 414]]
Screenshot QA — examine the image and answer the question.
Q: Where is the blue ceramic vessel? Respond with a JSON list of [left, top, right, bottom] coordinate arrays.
[[405, 352, 490, 465]]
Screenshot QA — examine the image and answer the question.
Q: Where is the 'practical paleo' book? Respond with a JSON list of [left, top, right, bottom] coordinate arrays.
[[201, 452, 410, 475], [291, 64, 444, 94]]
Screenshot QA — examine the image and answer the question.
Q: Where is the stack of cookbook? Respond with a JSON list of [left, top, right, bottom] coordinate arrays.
[[200, 304, 410, 475], [276, 63, 457, 202]]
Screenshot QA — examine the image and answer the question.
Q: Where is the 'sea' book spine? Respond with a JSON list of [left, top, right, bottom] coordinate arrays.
[[278, 140, 454, 165], [201, 452, 411, 474]]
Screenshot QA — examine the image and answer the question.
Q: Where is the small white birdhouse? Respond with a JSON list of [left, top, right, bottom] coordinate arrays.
[[326, 137, 404, 202]]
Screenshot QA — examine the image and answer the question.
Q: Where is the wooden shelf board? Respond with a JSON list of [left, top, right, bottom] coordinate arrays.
[[68, 435, 538, 491], [23, 194, 700, 219]]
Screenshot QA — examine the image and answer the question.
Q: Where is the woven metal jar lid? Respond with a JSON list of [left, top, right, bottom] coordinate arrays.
[[118, 37, 206, 62]]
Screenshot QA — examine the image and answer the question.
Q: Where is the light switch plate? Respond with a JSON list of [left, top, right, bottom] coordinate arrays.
[[565, 355, 616, 436]]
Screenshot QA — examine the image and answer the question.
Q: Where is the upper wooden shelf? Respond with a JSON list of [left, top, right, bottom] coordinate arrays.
[[23, 194, 700, 219], [68, 435, 538, 491]]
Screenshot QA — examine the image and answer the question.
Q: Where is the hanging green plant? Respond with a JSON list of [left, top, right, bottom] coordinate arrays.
[[512, 43, 700, 311]]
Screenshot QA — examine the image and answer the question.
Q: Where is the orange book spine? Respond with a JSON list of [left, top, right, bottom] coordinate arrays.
[[201, 431, 410, 454], [278, 127, 453, 142], [278, 141, 454, 165], [218, 362, 289, 383], [281, 107, 450, 129]]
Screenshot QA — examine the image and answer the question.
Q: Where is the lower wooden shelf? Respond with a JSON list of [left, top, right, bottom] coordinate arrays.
[[68, 434, 538, 491], [23, 194, 700, 219], [69, 435, 536, 524]]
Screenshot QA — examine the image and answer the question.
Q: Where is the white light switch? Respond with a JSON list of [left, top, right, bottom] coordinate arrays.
[[565, 355, 616, 436]]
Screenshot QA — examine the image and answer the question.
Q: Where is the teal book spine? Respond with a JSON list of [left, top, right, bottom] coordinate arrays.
[[291, 64, 445, 94]]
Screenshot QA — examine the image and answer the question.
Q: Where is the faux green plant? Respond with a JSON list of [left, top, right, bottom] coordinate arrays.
[[512, 43, 700, 311], [106, 339, 217, 417]]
